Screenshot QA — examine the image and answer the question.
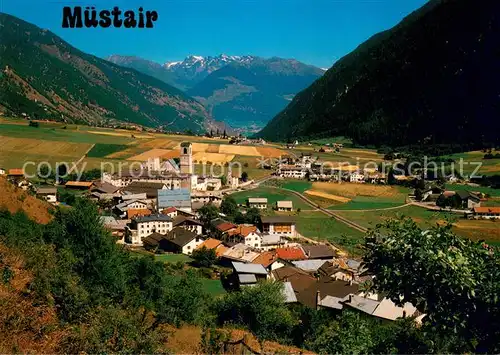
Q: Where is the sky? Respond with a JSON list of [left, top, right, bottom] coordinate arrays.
[[1, 0, 429, 68]]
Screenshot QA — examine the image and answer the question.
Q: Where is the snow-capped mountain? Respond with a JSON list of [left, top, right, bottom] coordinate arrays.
[[162, 54, 257, 88]]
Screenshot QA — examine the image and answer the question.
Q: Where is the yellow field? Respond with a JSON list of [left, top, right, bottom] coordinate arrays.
[[304, 190, 352, 203], [127, 148, 179, 161], [87, 130, 153, 139], [310, 182, 403, 198], [140, 138, 180, 149], [193, 152, 235, 163], [0, 136, 92, 157]]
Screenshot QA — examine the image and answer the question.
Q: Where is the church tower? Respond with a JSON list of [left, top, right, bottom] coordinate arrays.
[[180, 142, 193, 174]]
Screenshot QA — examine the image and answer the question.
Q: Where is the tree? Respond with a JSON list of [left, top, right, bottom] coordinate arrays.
[[244, 207, 261, 226], [220, 196, 238, 217], [436, 194, 447, 208], [223, 129, 227, 139], [29, 120, 39, 128], [220, 175, 227, 186], [241, 171, 249, 182], [363, 218, 500, 353], [191, 247, 217, 268], [414, 188, 424, 201], [198, 204, 220, 229]]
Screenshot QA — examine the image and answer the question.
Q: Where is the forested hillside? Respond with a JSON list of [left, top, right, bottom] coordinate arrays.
[[0, 13, 219, 133], [257, 0, 500, 148]]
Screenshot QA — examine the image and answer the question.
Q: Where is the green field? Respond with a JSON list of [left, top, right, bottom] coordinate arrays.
[[445, 184, 500, 197], [296, 211, 365, 255], [155, 254, 194, 263], [87, 143, 130, 158], [200, 279, 226, 296], [230, 187, 311, 210], [440, 151, 500, 176], [329, 196, 407, 210]]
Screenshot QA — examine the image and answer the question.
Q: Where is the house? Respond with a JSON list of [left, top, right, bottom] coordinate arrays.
[[472, 206, 500, 219], [251, 251, 278, 271], [227, 225, 262, 248], [349, 171, 365, 183], [7, 168, 24, 181], [275, 246, 307, 261], [162, 206, 178, 218], [261, 216, 297, 237], [212, 219, 237, 238], [276, 200, 293, 212], [92, 181, 121, 195], [220, 243, 261, 265], [114, 199, 150, 217], [301, 244, 335, 260], [292, 259, 333, 273], [65, 181, 94, 190], [196, 238, 228, 257], [35, 186, 57, 203], [260, 234, 287, 251], [342, 294, 419, 321], [121, 181, 167, 199], [277, 165, 307, 179], [191, 191, 222, 207], [100, 216, 129, 240], [232, 261, 268, 287], [297, 277, 359, 309], [455, 190, 481, 209], [0, 168, 5, 175], [271, 266, 317, 297], [172, 215, 204, 235], [126, 208, 152, 219], [144, 227, 204, 255], [127, 214, 174, 245], [247, 197, 268, 210]]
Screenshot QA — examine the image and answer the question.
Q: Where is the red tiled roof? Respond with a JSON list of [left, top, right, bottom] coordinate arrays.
[[127, 208, 152, 219], [276, 247, 307, 261], [197, 238, 223, 250], [216, 222, 237, 232], [8, 169, 24, 176], [227, 225, 258, 237], [65, 181, 93, 188], [162, 206, 177, 214], [474, 207, 500, 214], [252, 251, 277, 268]]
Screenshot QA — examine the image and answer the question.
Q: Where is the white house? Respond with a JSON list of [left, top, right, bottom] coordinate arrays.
[[261, 216, 297, 238], [128, 214, 174, 245], [276, 200, 293, 212], [349, 171, 365, 183], [35, 186, 58, 204], [227, 225, 262, 249], [247, 197, 268, 209], [472, 207, 500, 220]]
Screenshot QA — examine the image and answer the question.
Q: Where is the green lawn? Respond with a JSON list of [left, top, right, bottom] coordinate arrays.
[[281, 180, 312, 193], [155, 254, 193, 263], [296, 211, 366, 255], [201, 279, 226, 296], [440, 151, 500, 176], [329, 196, 407, 210], [230, 187, 311, 210]]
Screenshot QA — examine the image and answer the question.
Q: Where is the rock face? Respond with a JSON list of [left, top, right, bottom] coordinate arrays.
[[257, 0, 500, 148], [0, 13, 215, 133]]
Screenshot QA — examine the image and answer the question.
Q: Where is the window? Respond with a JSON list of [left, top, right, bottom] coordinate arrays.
[[187, 245, 191, 250]]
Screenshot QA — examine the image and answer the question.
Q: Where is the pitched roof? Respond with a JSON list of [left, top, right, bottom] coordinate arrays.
[[162, 206, 177, 214], [215, 221, 237, 233], [122, 182, 166, 198], [35, 186, 57, 194], [127, 208, 152, 219], [292, 259, 332, 272], [276, 246, 306, 260], [251, 251, 277, 268], [232, 261, 268, 275], [227, 225, 258, 237], [282, 282, 297, 303], [65, 181, 93, 188], [238, 274, 257, 284], [301, 244, 335, 259], [136, 213, 172, 223], [261, 216, 297, 224], [92, 181, 120, 194], [7, 168, 24, 176], [248, 197, 268, 203], [196, 238, 223, 251], [142, 232, 165, 247], [297, 277, 359, 308], [173, 215, 203, 227], [455, 190, 480, 202], [473, 206, 500, 214], [222, 243, 260, 262], [164, 227, 199, 247], [276, 200, 293, 208], [344, 294, 418, 321]]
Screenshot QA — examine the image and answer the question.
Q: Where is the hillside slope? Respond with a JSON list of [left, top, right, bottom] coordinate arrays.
[[257, 0, 500, 147], [0, 13, 218, 133]]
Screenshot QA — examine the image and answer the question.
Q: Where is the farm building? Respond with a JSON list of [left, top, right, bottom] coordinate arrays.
[[152, 227, 204, 255], [173, 215, 204, 235], [247, 197, 268, 209], [231, 261, 269, 288], [472, 206, 500, 219], [65, 181, 94, 190], [276, 200, 293, 212], [35, 186, 57, 203], [261, 216, 297, 237]]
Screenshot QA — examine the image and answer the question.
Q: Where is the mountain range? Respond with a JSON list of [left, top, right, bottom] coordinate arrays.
[[257, 0, 500, 148], [106, 54, 325, 132], [0, 13, 223, 133]]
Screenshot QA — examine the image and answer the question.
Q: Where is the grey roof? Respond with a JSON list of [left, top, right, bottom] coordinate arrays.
[[136, 214, 173, 223], [92, 181, 120, 194], [232, 261, 268, 275], [318, 295, 347, 310], [122, 182, 166, 198], [164, 227, 200, 247], [455, 190, 481, 202], [261, 215, 297, 224], [248, 197, 268, 203], [122, 193, 148, 200], [343, 295, 418, 321], [347, 259, 362, 270], [142, 232, 166, 247], [115, 199, 148, 211], [292, 259, 332, 272], [36, 186, 57, 194], [173, 215, 203, 227], [276, 200, 293, 208], [282, 281, 297, 303], [261, 234, 282, 245], [238, 274, 257, 284]]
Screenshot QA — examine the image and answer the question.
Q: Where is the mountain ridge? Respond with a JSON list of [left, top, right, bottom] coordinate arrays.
[[256, 0, 500, 148], [0, 13, 221, 133]]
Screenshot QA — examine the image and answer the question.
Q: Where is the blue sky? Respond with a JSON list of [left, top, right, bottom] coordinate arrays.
[[2, 0, 428, 68]]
